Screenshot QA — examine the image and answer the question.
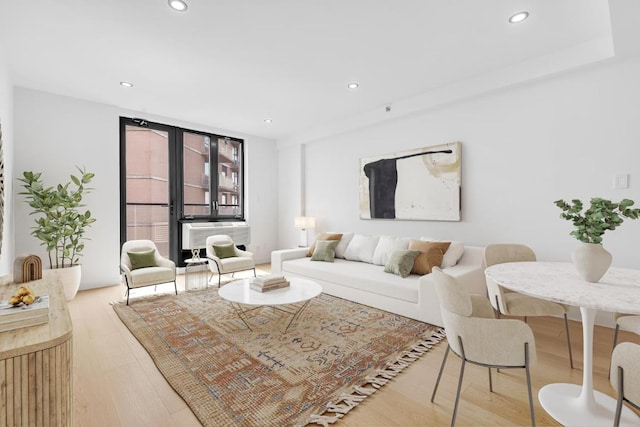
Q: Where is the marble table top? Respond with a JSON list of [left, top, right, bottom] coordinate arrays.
[[485, 262, 640, 314]]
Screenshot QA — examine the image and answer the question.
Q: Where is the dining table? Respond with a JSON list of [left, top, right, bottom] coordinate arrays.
[[485, 261, 640, 427]]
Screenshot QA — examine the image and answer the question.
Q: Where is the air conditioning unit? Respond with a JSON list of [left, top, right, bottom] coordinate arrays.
[[182, 222, 250, 249]]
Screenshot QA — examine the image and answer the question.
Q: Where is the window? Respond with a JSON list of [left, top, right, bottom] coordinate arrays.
[[120, 117, 245, 262]]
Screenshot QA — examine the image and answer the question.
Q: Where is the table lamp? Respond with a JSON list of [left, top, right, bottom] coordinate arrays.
[[294, 216, 316, 247]]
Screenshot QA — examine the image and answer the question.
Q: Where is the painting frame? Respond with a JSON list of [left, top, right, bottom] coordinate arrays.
[[359, 141, 461, 221]]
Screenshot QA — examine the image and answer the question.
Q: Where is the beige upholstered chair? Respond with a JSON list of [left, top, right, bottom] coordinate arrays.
[[484, 243, 574, 369], [120, 240, 177, 305], [206, 235, 256, 287], [609, 313, 640, 378], [430, 267, 537, 427], [610, 342, 640, 426]]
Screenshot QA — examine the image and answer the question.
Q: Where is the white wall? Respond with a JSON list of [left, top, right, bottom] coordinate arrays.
[[14, 88, 278, 290], [0, 48, 15, 277], [278, 55, 640, 325]]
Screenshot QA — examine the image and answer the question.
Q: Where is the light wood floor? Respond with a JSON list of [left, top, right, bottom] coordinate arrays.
[[69, 266, 640, 427]]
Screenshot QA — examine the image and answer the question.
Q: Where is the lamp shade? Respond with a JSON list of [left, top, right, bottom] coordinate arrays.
[[294, 216, 316, 229]]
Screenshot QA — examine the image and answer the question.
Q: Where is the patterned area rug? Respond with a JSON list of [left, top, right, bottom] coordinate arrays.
[[113, 288, 444, 426]]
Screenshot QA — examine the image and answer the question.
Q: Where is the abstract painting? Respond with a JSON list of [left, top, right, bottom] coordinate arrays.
[[359, 141, 461, 221]]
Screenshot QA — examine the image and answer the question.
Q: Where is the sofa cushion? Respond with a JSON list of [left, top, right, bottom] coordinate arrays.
[[408, 240, 451, 274], [344, 234, 380, 263], [372, 235, 410, 266], [421, 237, 465, 268], [384, 250, 421, 278], [310, 240, 339, 262], [282, 257, 419, 303], [307, 233, 343, 257], [334, 232, 354, 259]]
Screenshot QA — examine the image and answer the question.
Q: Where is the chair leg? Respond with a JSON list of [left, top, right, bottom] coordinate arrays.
[[610, 324, 621, 379], [451, 337, 467, 427], [564, 313, 574, 369], [252, 268, 256, 277], [431, 345, 450, 402], [525, 342, 535, 427], [614, 366, 624, 427], [173, 280, 178, 295], [488, 368, 493, 392]]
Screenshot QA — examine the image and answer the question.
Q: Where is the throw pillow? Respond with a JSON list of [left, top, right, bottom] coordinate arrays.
[[306, 233, 343, 257], [343, 234, 380, 263], [371, 235, 410, 266], [127, 249, 157, 270], [334, 232, 354, 259], [384, 250, 421, 278], [408, 240, 451, 275], [213, 243, 236, 259], [421, 237, 465, 268], [310, 240, 340, 262]]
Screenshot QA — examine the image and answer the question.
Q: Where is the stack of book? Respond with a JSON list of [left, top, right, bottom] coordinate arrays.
[[250, 274, 290, 292], [0, 296, 50, 333]]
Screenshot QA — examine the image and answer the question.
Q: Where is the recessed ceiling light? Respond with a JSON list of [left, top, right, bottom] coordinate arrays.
[[347, 83, 359, 89], [168, 0, 188, 12], [264, 119, 272, 124], [120, 81, 134, 88], [509, 11, 529, 24]]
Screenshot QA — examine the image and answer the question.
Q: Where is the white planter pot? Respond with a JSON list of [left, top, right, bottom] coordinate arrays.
[[52, 265, 82, 301], [571, 242, 612, 283]]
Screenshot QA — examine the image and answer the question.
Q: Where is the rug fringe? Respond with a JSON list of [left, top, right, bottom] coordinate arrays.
[[304, 326, 446, 426]]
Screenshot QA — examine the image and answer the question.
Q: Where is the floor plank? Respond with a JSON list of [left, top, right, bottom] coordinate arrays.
[[68, 265, 640, 426]]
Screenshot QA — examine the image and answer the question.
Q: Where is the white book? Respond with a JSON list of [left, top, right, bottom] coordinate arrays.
[[0, 295, 50, 323]]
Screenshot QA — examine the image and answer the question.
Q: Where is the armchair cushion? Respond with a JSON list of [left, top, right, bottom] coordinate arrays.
[[213, 243, 236, 259], [128, 249, 158, 270]]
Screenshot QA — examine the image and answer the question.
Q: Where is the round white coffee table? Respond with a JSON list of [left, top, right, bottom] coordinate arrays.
[[218, 276, 322, 332]]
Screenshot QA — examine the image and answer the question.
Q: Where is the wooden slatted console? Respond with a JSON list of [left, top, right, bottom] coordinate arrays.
[[0, 271, 73, 426]]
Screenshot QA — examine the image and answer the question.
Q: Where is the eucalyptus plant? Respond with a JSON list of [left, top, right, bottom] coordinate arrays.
[[18, 167, 96, 269], [554, 197, 640, 244]]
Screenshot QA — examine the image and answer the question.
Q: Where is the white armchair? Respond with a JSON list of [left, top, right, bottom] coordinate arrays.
[[430, 267, 537, 427], [206, 235, 256, 287], [120, 240, 177, 305]]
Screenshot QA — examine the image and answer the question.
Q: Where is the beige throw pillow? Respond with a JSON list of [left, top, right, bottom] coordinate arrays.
[[408, 240, 451, 275], [307, 233, 343, 257]]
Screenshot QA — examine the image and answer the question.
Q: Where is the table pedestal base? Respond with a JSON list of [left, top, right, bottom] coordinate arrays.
[[539, 383, 638, 426]]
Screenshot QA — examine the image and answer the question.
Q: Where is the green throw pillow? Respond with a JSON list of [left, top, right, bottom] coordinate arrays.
[[213, 243, 236, 259], [128, 249, 158, 270], [384, 250, 421, 278], [310, 240, 339, 262]]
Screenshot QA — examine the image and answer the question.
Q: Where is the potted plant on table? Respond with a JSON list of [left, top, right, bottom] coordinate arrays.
[[18, 167, 96, 300], [554, 197, 640, 282]]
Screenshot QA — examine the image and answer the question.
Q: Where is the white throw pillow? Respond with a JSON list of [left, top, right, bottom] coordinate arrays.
[[344, 234, 380, 264], [371, 235, 410, 266], [333, 232, 354, 259], [420, 237, 465, 268]]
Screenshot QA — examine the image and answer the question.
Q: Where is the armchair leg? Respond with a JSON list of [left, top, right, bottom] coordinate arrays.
[[525, 342, 535, 427], [431, 345, 450, 402], [563, 313, 574, 369], [173, 280, 178, 295], [614, 366, 624, 427], [488, 368, 493, 393]]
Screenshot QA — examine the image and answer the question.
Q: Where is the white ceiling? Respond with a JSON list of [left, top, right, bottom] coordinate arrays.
[[0, 0, 613, 141]]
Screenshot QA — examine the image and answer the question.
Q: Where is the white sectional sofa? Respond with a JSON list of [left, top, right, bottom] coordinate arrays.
[[271, 234, 486, 327]]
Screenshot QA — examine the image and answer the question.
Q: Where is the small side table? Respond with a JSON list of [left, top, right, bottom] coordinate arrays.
[[184, 258, 209, 291]]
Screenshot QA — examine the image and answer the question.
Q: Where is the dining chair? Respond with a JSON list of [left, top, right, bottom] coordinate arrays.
[[608, 313, 640, 378], [484, 243, 574, 369], [610, 342, 640, 427], [430, 267, 537, 427], [120, 239, 177, 305], [206, 234, 256, 287]]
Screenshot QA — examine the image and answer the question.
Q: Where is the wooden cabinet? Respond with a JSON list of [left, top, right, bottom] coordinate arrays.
[[0, 272, 73, 426]]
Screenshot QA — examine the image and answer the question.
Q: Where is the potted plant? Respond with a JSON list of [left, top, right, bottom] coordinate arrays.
[[18, 167, 96, 300], [554, 197, 640, 282]]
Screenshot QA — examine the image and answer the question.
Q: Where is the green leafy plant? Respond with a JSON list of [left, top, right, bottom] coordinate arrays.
[[18, 167, 96, 269], [554, 197, 640, 244]]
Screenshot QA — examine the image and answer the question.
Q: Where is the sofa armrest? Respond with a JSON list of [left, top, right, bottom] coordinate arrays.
[[271, 248, 309, 274]]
